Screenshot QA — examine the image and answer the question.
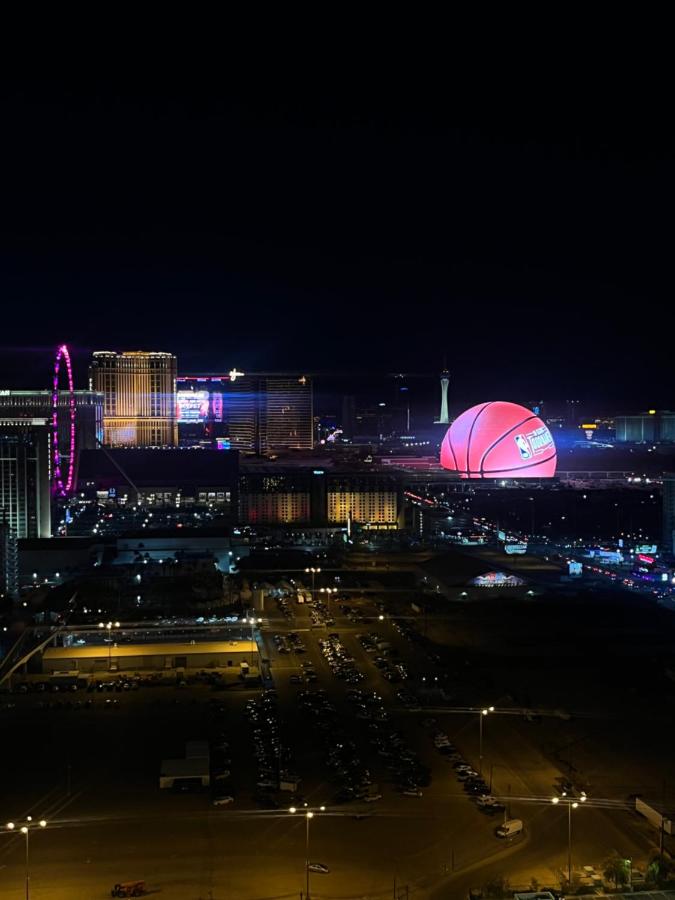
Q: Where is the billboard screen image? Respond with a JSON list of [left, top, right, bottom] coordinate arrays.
[[440, 401, 557, 479], [177, 390, 210, 423]]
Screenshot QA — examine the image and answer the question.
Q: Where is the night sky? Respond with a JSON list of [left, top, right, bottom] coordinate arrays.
[[1, 69, 672, 410]]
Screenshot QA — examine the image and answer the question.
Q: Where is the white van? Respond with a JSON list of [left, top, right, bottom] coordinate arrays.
[[495, 818, 523, 838]]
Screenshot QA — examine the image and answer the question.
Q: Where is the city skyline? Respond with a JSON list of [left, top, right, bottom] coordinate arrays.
[[3, 56, 675, 900]]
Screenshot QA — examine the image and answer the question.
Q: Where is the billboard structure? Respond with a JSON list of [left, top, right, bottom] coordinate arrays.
[[176, 390, 210, 423], [440, 401, 557, 479]]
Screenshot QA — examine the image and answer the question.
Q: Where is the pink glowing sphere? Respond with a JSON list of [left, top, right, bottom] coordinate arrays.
[[440, 401, 557, 479]]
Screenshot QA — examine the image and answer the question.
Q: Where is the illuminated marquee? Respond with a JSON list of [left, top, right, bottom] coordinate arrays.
[[471, 572, 526, 587]]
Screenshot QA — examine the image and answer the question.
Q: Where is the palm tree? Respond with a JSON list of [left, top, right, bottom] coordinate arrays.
[[603, 856, 629, 887]]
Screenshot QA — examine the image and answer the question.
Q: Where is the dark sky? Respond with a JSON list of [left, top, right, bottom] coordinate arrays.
[[0, 66, 672, 410]]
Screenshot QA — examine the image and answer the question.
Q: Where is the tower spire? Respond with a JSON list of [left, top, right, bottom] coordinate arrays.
[[438, 363, 450, 424]]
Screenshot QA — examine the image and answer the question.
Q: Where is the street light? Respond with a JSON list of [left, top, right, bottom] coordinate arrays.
[[551, 791, 586, 885], [289, 804, 325, 899], [6, 816, 47, 900], [478, 706, 494, 775], [98, 620, 120, 671], [304, 567, 321, 602], [244, 617, 263, 678]]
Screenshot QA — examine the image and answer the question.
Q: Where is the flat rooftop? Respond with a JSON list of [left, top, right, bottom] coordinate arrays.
[[44, 640, 257, 660]]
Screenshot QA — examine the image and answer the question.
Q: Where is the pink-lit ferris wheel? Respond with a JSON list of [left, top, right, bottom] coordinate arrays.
[[52, 344, 76, 496]]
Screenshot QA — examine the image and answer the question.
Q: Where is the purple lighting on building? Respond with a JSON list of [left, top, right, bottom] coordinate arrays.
[[52, 343, 76, 496]]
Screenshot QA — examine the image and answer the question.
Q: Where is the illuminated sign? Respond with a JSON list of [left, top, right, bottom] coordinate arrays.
[[581, 423, 597, 430], [635, 544, 657, 554], [215, 437, 231, 450], [589, 549, 624, 564], [497, 530, 506, 541], [504, 543, 527, 555], [211, 392, 224, 422], [440, 401, 557, 479], [229, 368, 245, 382], [637, 554, 655, 565], [460, 534, 486, 545], [472, 571, 525, 587], [177, 390, 209, 423], [568, 561, 583, 576]]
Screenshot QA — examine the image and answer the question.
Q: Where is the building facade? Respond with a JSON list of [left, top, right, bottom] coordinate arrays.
[[663, 474, 675, 555], [0, 519, 18, 599], [77, 448, 238, 514], [90, 351, 177, 447], [0, 418, 52, 539], [0, 390, 103, 450], [239, 472, 312, 524], [238, 467, 402, 529], [326, 474, 401, 529], [616, 411, 675, 443], [228, 375, 313, 454]]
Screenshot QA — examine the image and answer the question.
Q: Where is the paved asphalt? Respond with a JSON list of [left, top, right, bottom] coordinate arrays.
[[0, 595, 659, 899]]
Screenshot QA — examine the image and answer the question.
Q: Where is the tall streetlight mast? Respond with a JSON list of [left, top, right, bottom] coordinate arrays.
[[6, 816, 47, 900], [99, 620, 120, 670], [478, 706, 494, 775], [304, 567, 321, 602], [289, 804, 325, 899], [551, 791, 587, 885]]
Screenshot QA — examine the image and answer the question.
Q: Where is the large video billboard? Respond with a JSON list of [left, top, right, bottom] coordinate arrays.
[[176, 390, 210, 423]]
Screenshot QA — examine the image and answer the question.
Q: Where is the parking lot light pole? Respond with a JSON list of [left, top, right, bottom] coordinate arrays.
[[99, 621, 120, 671], [246, 617, 263, 677], [478, 706, 494, 775], [551, 791, 586, 885], [319, 586, 336, 614], [6, 816, 47, 900], [289, 804, 325, 900], [305, 567, 321, 602]]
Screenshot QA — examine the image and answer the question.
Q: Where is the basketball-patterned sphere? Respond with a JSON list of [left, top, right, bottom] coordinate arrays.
[[440, 401, 557, 479]]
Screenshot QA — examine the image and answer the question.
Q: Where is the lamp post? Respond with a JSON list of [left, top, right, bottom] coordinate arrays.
[[289, 804, 325, 900], [98, 620, 120, 671], [478, 706, 494, 775], [319, 586, 336, 613], [551, 791, 586, 886], [245, 616, 263, 677], [6, 816, 47, 900], [304, 567, 321, 602]]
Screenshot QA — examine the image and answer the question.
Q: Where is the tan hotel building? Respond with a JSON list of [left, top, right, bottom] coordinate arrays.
[[90, 351, 177, 447]]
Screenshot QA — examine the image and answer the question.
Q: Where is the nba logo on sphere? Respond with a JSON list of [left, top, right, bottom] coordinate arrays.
[[514, 434, 532, 460], [440, 401, 557, 479]]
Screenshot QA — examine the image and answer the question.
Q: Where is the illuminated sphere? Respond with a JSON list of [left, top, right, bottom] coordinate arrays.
[[440, 401, 557, 479]]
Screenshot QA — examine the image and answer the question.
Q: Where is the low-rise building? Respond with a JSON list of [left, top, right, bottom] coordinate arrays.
[[41, 639, 257, 674]]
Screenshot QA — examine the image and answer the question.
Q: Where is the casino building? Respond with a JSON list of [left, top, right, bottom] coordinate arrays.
[[90, 351, 177, 448], [238, 467, 403, 529], [176, 373, 313, 453]]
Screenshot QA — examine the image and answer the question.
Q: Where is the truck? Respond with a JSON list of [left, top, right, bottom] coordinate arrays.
[[495, 818, 523, 838]]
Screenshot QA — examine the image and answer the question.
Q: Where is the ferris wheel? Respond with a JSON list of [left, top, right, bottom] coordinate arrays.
[[52, 344, 76, 496]]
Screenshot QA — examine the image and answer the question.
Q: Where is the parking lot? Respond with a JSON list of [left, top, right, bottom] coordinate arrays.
[[0, 589, 661, 898]]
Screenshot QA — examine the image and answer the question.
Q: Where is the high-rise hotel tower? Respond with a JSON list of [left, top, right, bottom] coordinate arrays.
[[90, 351, 177, 447]]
